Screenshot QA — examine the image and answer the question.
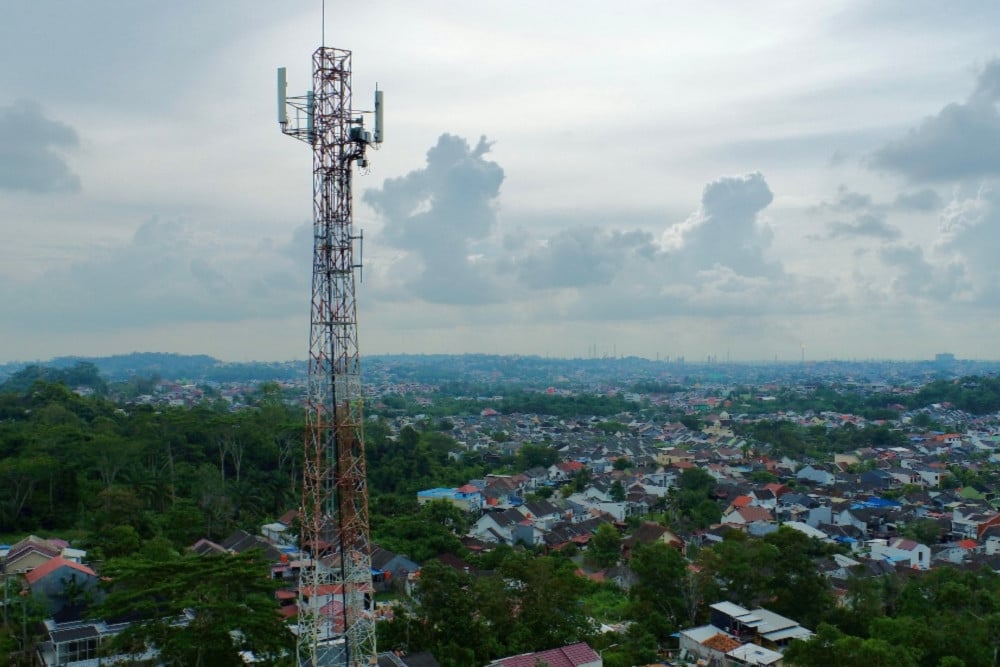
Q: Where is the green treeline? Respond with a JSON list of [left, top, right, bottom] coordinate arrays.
[[0, 380, 493, 559], [380, 526, 1000, 667], [734, 420, 907, 460]]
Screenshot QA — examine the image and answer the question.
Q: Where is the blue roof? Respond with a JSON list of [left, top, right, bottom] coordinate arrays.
[[851, 497, 901, 510]]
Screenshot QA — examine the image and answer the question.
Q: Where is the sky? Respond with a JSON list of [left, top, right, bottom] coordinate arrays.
[[3, 1, 1000, 363]]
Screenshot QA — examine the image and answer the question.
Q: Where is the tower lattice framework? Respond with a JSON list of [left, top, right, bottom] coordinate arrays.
[[291, 46, 375, 667]]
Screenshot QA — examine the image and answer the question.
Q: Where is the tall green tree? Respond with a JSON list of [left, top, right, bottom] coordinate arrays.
[[627, 541, 688, 638], [588, 523, 622, 568]]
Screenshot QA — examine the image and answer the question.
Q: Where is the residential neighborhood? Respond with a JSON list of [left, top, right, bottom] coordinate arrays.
[[4, 355, 1000, 666]]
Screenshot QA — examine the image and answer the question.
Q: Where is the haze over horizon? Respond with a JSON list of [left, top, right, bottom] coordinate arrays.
[[3, 2, 1000, 364]]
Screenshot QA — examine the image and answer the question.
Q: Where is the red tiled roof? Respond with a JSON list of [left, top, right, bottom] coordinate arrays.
[[702, 633, 742, 653], [492, 642, 599, 667], [736, 506, 773, 523], [24, 557, 96, 585]]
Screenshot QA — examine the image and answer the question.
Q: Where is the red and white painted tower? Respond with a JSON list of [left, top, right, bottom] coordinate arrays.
[[278, 43, 383, 667]]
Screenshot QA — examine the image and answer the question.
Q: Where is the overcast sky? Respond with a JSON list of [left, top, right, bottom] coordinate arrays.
[[3, 1, 1000, 363]]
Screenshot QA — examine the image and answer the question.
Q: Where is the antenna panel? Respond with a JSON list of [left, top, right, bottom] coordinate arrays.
[[277, 67, 287, 124], [306, 90, 315, 136], [374, 89, 384, 143]]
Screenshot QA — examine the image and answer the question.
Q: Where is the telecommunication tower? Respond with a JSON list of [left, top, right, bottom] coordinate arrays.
[[278, 44, 384, 667]]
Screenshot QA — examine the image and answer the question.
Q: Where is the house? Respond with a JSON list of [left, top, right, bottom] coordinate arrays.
[[3, 535, 64, 574], [869, 537, 931, 570], [486, 642, 600, 667], [913, 465, 949, 488], [370, 546, 419, 592], [679, 625, 742, 666], [548, 461, 586, 483], [416, 486, 484, 513], [621, 521, 684, 559], [722, 506, 774, 527], [25, 557, 100, 619], [469, 508, 528, 545], [511, 519, 546, 548], [727, 643, 784, 666], [750, 488, 778, 511], [859, 469, 897, 491], [377, 651, 441, 667], [519, 499, 564, 530], [796, 465, 836, 486], [218, 529, 284, 561], [36, 618, 158, 667], [707, 601, 813, 651]]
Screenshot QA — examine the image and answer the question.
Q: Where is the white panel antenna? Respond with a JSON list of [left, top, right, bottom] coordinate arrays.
[[277, 67, 288, 125], [306, 90, 315, 137], [374, 89, 384, 144]]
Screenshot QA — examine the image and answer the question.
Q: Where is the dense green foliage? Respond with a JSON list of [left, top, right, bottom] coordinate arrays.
[[378, 553, 598, 666], [786, 566, 1000, 667], [907, 376, 1000, 414], [735, 420, 906, 459], [0, 382, 301, 545], [0, 362, 108, 395], [92, 550, 293, 666], [0, 381, 495, 564]]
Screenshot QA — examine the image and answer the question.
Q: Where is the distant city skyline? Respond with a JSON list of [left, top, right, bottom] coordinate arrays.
[[3, 2, 1000, 363]]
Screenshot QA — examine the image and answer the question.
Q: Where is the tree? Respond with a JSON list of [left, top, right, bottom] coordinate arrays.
[[92, 551, 293, 666], [899, 518, 943, 545], [628, 541, 687, 637], [492, 553, 597, 655], [588, 523, 622, 568], [515, 443, 558, 470]]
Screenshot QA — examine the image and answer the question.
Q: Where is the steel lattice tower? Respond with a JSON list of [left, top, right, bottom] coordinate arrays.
[[279, 46, 382, 667]]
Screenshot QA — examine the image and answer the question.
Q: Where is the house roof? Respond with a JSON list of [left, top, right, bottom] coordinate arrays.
[[727, 642, 782, 664], [378, 652, 442, 667], [702, 633, 743, 653], [6, 535, 61, 563], [735, 506, 774, 523], [24, 556, 96, 585], [731, 495, 752, 508], [488, 642, 599, 667]]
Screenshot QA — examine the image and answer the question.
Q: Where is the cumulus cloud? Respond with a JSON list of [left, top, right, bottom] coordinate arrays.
[[0, 100, 80, 193], [662, 172, 779, 278], [933, 185, 1000, 304], [870, 60, 1000, 181], [875, 184, 1000, 306], [362, 136, 837, 323], [811, 185, 901, 241], [363, 134, 504, 304], [511, 172, 787, 304]]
